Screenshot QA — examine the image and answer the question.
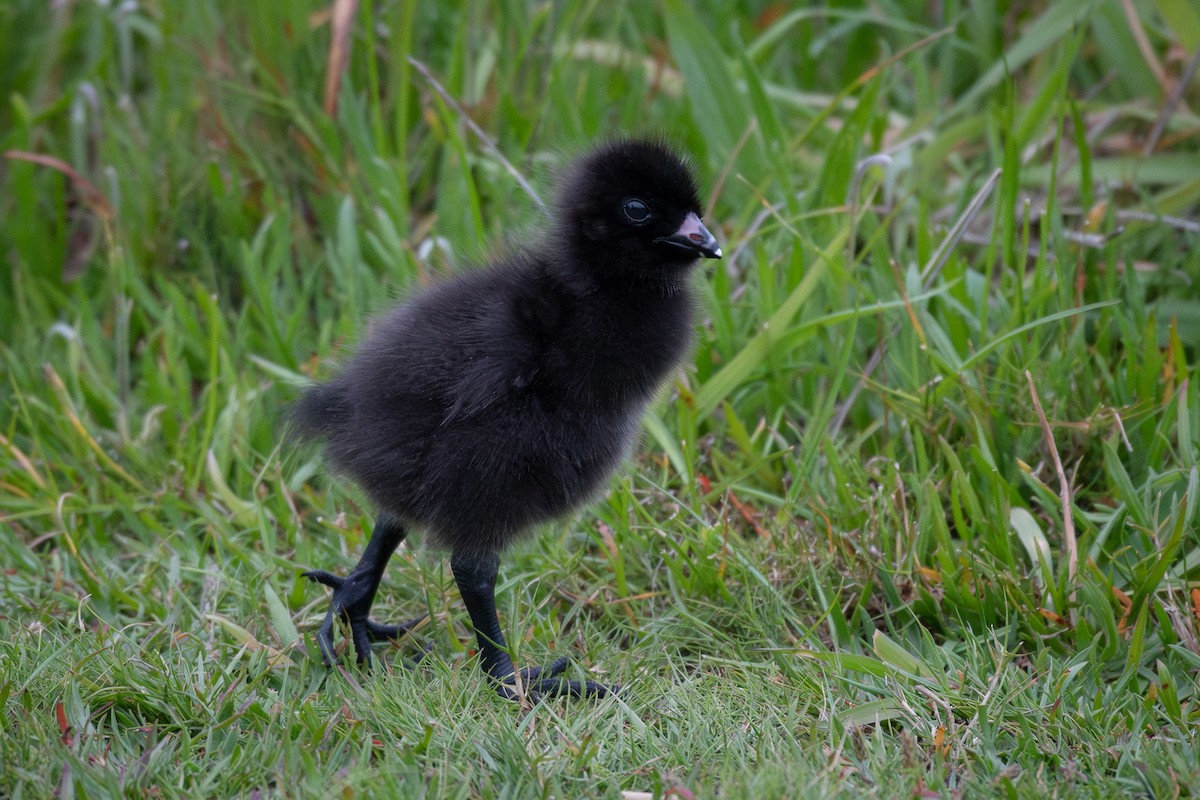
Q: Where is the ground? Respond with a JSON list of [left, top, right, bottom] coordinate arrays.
[[1, 1, 1199, 797]]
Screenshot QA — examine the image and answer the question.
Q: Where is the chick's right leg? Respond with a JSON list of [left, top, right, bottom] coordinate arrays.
[[304, 513, 425, 664]]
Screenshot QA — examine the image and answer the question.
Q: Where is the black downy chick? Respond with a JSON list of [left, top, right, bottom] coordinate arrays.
[[291, 138, 721, 699]]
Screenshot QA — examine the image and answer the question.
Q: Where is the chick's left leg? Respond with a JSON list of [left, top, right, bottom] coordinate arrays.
[[450, 548, 614, 701]]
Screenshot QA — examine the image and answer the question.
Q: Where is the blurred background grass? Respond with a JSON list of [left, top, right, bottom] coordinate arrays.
[[2, 1, 1200, 797]]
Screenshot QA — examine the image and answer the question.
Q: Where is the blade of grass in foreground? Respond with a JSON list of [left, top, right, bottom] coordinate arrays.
[[695, 227, 848, 420], [958, 299, 1121, 370]]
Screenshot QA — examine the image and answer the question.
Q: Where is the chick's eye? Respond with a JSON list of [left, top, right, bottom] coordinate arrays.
[[622, 198, 651, 224]]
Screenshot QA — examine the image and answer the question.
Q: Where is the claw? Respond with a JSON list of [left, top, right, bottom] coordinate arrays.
[[408, 640, 435, 667]]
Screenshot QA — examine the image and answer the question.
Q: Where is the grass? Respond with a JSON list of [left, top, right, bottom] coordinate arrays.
[[2, 0, 1200, 797]]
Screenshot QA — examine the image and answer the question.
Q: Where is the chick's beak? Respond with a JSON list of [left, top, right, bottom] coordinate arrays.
[[655, 211, 722, 259]]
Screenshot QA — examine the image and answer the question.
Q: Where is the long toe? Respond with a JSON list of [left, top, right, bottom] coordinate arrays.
[[365, 615, 427, 642], [350, 619, 374, 664], [313, 607, 340, 666], [303, 569, 345, 590], [495, 657, 617, 701], [527, 676, 618, 699], [517, 655, 570, 681]]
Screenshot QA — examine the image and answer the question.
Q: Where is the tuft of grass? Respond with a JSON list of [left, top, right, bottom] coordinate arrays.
[[3, 1, 1199, 797]]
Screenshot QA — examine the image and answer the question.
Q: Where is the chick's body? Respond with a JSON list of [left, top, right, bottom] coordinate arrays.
[[305, 252, 693, 556]]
